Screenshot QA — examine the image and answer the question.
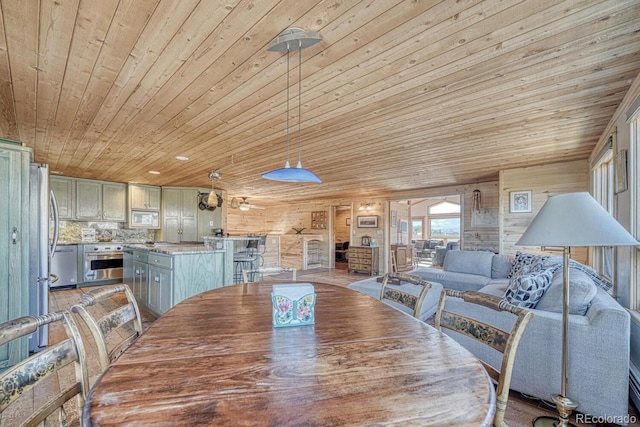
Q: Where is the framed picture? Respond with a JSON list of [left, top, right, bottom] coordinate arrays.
[[615, 149, 628, 194], [400, 219, 408, 232], [346, 217, 351, 226], [361, 236, 371, 246], [357, 215, 378, 228], [510, 190, 532, 213]]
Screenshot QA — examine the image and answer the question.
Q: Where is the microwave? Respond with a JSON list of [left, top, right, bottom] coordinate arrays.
[[130, 210, 160, 228]]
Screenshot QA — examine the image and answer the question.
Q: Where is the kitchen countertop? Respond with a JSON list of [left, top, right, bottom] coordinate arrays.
[[124, 243, 225, 255]]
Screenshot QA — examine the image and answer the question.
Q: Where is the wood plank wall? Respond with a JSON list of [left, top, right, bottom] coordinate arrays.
[[225, 159, 590, 270], [500, 160, 589, 263], [463, 181, 500, 252]]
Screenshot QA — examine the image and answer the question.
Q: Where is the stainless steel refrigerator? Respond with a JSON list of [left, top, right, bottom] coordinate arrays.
[[28, 163, 59, 352]]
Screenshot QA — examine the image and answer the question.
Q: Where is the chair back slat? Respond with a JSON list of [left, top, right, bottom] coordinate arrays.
[[379, 273, 433, 319], [438, 311, 511, 354], [97, 303, 137, 338]]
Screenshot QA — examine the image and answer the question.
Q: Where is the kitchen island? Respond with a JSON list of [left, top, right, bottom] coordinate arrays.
[[124, 240, 236, 316]]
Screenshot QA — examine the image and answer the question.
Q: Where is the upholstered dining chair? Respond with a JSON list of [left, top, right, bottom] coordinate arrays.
[[0, 311, 89, 427], [435, 290, 533, 427], [72, 284, 143, 372], [242, 266, 297, 283], [379, 273, 433, 319]]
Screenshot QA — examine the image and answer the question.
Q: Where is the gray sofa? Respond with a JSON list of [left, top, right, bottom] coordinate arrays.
[[348, 250, 631, 421]]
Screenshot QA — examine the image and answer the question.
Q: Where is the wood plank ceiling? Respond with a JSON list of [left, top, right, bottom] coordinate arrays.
[[0, 0, 639, 203]]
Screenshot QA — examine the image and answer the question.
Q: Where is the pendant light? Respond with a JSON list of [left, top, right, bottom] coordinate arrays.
[[262, 28, 322, 183], [207, 171, 219, 206]]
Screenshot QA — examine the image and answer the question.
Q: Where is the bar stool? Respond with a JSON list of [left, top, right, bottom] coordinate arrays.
[[234, 237, 259, 283]]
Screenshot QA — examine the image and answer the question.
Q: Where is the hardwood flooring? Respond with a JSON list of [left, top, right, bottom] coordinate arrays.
[[2, 268, 637, 426]]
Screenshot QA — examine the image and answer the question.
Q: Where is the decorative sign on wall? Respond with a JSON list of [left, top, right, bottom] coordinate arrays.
[[311, 211, 327, 229], [471, 208, 499, 228]]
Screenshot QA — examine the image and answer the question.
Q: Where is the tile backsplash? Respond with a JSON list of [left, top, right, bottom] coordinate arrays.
[[58, 221, 156, 243]]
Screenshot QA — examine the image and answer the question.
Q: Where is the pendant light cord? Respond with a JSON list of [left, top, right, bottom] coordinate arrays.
[[298, 42, 302, 166], [286, 46, 290, 166]]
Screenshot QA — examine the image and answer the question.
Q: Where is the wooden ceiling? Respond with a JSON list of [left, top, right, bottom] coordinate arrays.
[[1, 0, 639, 203]]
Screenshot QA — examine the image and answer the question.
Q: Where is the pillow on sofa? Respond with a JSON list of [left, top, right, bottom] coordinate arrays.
[[542, 256, 613, 291], [504, 268, 554, 309], [509, 251, 547, 278], [491, 255, 513, 279], [536, 269, 598, 315], [443, 250, 494, 277]]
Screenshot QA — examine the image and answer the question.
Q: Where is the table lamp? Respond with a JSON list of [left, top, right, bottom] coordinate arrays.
[[516, 192, 638, 427]]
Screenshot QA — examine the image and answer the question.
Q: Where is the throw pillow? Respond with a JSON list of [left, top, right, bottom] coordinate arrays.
[[491, 254, 513, 279], [504, 268, 554, 309], [536, 269, 598, 315], [541, 257, 613, 292], [508, 251, 548, 278]]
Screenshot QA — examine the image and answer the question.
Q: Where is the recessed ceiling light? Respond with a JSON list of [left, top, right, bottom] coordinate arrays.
[[148, 170, 160, 175], [175, 155, 189, 161]]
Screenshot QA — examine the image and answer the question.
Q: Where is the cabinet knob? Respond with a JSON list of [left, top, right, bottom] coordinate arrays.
[[11, 227, 18, 244]]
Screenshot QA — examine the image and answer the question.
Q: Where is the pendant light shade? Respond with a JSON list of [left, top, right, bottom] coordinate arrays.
[[262, 28, 322, 184]]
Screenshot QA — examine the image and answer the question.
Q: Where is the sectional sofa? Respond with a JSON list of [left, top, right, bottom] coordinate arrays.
[[347, 250, 630, 421]]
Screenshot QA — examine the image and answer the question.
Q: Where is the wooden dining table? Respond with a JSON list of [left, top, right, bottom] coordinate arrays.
[[83, 282, 496, 426]]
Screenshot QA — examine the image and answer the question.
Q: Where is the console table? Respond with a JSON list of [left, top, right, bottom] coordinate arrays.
[[83, 282, 495, 426]]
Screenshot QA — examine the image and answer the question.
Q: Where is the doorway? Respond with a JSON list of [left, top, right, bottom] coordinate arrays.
[[332, 205, 351, 270], [389, 195, 461, 271]]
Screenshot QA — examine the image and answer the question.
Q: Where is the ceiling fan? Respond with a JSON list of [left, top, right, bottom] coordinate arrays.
[[233, 197, 264, 211]]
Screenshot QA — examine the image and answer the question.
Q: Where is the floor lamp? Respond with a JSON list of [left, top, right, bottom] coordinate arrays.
[[516, 192, 638, 427]]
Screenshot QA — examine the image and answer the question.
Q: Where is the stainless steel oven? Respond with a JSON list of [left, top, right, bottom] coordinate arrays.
[[83, 243, 124, 283]]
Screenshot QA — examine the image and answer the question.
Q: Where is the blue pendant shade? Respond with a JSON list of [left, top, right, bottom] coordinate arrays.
[[262, 161, 322, 183], [263, 28, 322, 185]]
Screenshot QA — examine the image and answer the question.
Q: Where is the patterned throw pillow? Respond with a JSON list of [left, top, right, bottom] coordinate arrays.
[[508, 251, 548, 279], [504, 268, 554, 309]]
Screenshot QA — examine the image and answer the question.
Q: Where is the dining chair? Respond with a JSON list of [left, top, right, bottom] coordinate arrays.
[[242, 266, 297, 283], [435, 290, 533, 427], [0, 311, 89, 427], [71, 284, 143, 372], [379, 273, 433, 318]]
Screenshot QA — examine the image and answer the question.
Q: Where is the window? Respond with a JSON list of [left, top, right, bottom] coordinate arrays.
[[591, 139, 614, 282], [412, 218, 424, 239], [429, 217, 460, 238], [427, 201, 461, 241]]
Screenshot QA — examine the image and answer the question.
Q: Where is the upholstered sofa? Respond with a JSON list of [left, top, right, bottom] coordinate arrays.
[[348, 250, 630, 421], [413, 239, 444, 260]]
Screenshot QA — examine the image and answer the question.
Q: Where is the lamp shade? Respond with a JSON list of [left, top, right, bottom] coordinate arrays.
[[517, 192, 639, 247], [261, 161, 322, 183]]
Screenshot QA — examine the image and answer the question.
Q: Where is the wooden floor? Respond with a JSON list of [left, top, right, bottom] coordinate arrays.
[[2, 267, 637, 426]]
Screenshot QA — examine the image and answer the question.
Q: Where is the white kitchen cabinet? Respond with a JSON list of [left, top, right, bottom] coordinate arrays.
[[162, 187, 198, 242], [75, 179, 126, 221], [50, 176, 75, 220], [129, 183, 161, 211], [147, 254, 173, 316]]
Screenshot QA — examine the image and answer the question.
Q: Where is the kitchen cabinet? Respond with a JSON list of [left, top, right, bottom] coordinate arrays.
[[147, 256, 173, 316], [50, 176, 75, 220], [162, 187, 198, 242], [123, 244, 232, 316], [0, 140, 31, 368], [131, 250, 148, 304], [76, 179, 126, 221], [129, 183, 161, 211]]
